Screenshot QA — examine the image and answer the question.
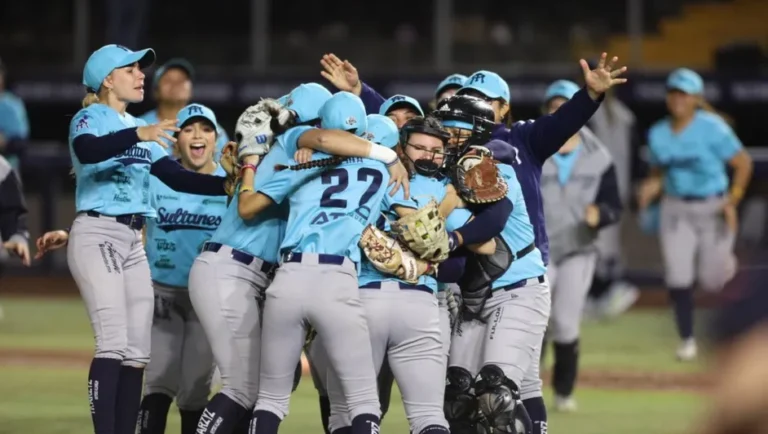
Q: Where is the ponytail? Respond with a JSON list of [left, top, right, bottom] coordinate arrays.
[[699, 98, 736, 126], [81, 91, 99, 108]]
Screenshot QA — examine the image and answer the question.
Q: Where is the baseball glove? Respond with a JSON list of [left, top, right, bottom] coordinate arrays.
[[359, 225, 420, 284], [451, 146, 508, 204], [234, 99, 291, 159], [390, 200, 450, 262]]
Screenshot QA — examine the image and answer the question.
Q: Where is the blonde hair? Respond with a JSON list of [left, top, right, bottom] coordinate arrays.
[[699, 98, 736, 126], [81, 91, 100, 108]]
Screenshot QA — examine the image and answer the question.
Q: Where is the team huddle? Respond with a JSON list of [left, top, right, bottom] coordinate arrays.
[[32, 43, 639, 434]]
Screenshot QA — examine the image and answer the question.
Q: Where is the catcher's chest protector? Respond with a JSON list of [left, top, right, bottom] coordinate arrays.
[[458, 236, 513, 293]]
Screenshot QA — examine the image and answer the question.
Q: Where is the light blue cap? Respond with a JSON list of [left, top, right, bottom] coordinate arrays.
[[544, 80, 580, 103], [278, 83, 333, 123], [83, 44, 156, 92], [379, 94, 424, 117], [364, 114, 399, 148], [435, 74, 468, 98], [666, 68, 704, 95], [458, 70, 510, 102], [319, 91, 368, 137], [153, 58, 195, 88], [177, 103, 217, 130]]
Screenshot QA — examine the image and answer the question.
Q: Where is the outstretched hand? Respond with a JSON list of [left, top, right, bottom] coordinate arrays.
[[320, 53, 362, 96], [580, 52, 628, 100]]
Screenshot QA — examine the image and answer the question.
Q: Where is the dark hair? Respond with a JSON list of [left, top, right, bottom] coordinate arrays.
[[274, 156, 348, 172]]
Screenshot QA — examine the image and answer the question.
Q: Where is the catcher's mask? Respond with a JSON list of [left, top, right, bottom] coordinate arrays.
[[399, 118, 452, 177], [432, 94, 495, 168]]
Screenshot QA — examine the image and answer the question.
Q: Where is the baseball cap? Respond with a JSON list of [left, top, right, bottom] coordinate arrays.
[[666, 68, 704, 95], [153, 58, 195, 87], [177, 103, 217, 130], [458, 70, 510, 102], [544, 80, 581, 103], [83, 44, 156, 92], [365, 114, 399, 148], [278, 82, 333, 123], [319, 91, 368, 137], [379, 94, 424, 117], [435, 74, 468, 98]]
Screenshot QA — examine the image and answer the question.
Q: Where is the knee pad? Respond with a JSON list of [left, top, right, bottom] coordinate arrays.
[[445, 366, 483, 434], [474, 365, 531, 434]]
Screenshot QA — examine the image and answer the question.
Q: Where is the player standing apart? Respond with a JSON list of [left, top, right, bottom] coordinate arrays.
[[139, 58, 230, 159], [66, 44, 229, 434], [637, 68, 753, 361], [539, 80, 623, 412], [138, 103, 229, 434], [243, 92, 408, 434]]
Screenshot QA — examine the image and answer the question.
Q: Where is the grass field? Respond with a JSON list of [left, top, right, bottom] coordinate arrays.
[[0, 297, 712, 434]]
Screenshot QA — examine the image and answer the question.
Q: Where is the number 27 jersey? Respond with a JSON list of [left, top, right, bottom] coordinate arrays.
[[280, 157, 392, 264]]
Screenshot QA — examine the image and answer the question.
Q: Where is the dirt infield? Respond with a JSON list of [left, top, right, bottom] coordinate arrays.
[[0, 274, 714, 393], [0, 347, 711, 394], [0, 275, 723, 308]]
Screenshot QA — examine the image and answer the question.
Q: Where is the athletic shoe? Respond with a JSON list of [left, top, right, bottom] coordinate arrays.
[[553, 395, 577, 412], [598, 282, 639, 319], [676, 338, 698, 362]]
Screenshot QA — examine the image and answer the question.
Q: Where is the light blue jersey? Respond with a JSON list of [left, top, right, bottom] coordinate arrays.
[[139, 109, 230, 161], [359, 174, 471, 292], [0, 91, 30, 170], [146, 164, 228, 287], [277, 157, 393, 264], [648, 111, 742, 198], [491, 163, 547, 288], [208, 145, 290, 265], [69, 103, 166, 217]]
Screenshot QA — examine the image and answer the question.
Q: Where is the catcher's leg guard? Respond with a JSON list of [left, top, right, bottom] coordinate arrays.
[[445, 367, 483, 434], [475, 365, 533, 434]]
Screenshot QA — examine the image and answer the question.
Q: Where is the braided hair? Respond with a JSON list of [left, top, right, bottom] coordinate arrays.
[[274, 156, 355, 172]]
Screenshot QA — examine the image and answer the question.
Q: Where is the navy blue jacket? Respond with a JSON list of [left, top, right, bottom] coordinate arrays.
[[357, 82, 602, 265]]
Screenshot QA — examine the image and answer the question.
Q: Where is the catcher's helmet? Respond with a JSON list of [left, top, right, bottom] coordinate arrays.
[[432, 94, 495, 165], [399, 116, 452, 177]]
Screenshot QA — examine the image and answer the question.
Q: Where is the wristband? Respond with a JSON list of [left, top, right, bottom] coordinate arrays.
[[239, 186, 254, 194], [367, 144, 398, 167], [240, 164, 257, 174], [448, 232, 459, 252], [730, 186, 744, 201]]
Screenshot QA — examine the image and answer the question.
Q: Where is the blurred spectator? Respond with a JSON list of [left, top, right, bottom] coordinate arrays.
[[585, 88, 642, 319], [0, 57, 30, 177], [105, 0, 149, 49]]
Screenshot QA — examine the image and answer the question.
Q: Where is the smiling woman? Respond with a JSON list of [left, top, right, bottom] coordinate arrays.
[[173, 104, 220, 174]]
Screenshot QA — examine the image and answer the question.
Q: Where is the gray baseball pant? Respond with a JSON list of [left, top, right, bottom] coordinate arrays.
[[547, 252, 598, 343], [449, 281, 550, 400], [188, 246, 271, 409], [143, 282, 215, 410], [659, 196, 736, 292], [67, 213, 153, 366], [326, 282, 448, 433], [253, 255, 380, 421]]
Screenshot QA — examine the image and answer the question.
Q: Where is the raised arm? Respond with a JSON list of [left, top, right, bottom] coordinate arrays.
[[319, 53, 386, 114]]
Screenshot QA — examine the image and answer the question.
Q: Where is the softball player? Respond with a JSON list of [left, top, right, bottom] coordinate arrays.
[[379, 94, 424, 128], [326, 114, 502, 434], [434, 95, 549, 434], [637, 68, 753, 361], [246, 92, 407, 434], [434, 73, 468, 106], [539, 80, 623, 412], [66, 44, 230, 434], [187, 83, 333, 434], [138, 103, 228, 434], [139, 58, 230, 159]]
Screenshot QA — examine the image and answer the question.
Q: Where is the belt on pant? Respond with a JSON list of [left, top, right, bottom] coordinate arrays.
[[512, 242, 536, 261], [202, 242, 275, 275], [85, 211, 145, 230], [674, 192, 724, 202], [282, 252, 347, 266], [360, 282, 433, 294], [491, 275, 546, 296]]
